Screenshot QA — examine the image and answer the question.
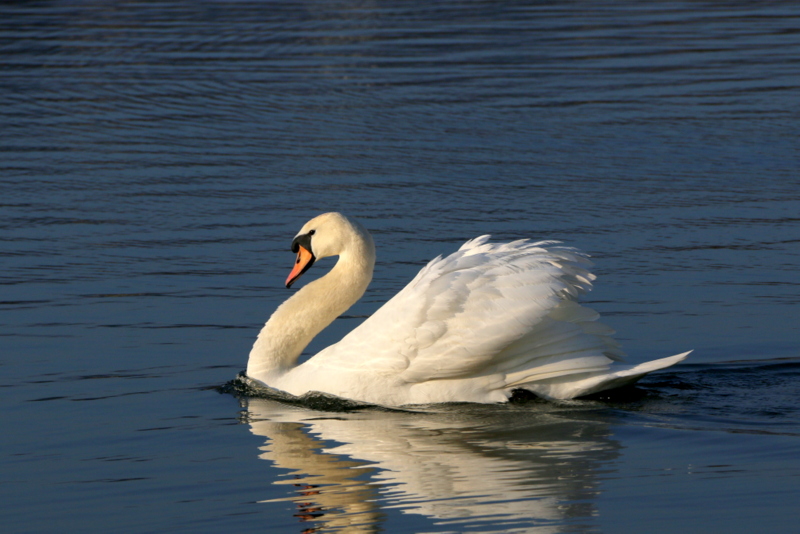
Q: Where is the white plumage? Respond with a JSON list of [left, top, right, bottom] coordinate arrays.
[[246, 212, 689, 405]]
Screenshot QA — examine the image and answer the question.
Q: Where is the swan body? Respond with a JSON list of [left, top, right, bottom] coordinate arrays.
[[246, 212, 689, 405]]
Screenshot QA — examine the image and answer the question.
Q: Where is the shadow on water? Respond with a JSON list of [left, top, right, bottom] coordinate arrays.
[[219, 358, 800, 532]]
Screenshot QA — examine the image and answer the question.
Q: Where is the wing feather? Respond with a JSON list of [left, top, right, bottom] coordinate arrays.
[[310, 237, 621, 387]]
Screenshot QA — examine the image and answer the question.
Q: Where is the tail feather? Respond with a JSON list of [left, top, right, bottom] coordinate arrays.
[[511, 351, 692, 400]]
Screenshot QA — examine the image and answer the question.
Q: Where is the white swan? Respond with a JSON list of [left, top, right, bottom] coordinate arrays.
[[246, 212, 689, 405]]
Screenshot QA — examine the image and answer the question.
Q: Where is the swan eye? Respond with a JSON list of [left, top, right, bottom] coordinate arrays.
[[309, 230, 316, 236]]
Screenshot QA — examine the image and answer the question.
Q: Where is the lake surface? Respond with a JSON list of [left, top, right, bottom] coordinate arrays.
[[2, 1, 799, 532]]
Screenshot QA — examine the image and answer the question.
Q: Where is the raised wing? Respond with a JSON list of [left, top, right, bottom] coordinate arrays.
[[310, 236, 623, 385]]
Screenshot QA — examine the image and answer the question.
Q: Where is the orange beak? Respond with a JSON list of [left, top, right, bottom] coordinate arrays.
[[286, 245, 315, 288]]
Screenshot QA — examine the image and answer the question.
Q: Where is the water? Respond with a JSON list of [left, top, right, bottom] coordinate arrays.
[[1, 0, 799, 532]]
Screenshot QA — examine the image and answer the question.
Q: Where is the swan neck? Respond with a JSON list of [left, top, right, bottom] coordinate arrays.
[[247, 229, 375, 382]]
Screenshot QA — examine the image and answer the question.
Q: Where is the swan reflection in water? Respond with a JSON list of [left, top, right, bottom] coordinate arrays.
[[242, 396, 621, 533]]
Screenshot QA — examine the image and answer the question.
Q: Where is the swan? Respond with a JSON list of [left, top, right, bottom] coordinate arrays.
[[246, 212, 689, 405]]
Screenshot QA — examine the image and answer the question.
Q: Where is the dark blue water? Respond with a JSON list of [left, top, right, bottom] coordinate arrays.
[[2, 1, 799, 532]]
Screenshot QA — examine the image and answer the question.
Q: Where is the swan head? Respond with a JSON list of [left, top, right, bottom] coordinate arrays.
[[286, 212, 374, 288]]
